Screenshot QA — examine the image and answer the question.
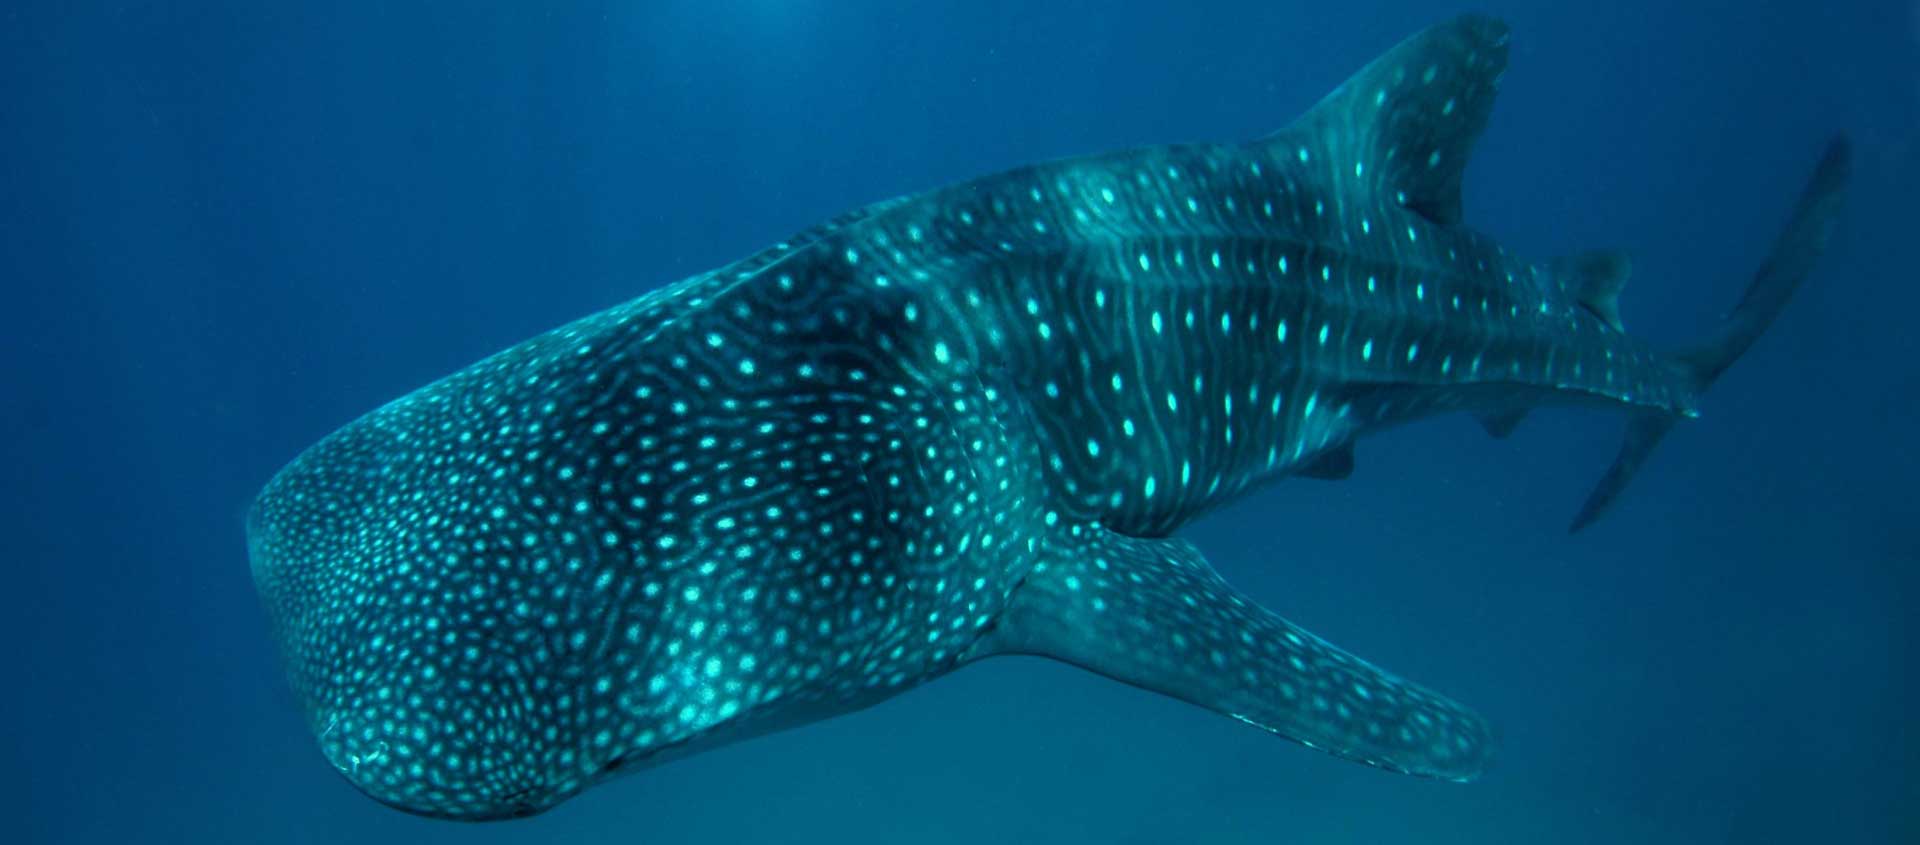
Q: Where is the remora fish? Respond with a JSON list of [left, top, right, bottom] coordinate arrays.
[[247, 14, 1849, 820]]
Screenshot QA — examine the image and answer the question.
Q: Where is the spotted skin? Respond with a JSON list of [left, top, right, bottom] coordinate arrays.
[[249, 15, 1847, 820]]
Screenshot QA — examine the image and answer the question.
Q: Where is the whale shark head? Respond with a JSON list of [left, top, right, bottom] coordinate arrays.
[[241, 247, 1027, 819], [248, 416, 584, 819], [245, 333, 735, 820]]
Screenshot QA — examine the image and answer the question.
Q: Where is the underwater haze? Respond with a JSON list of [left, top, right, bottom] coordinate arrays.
[[4, 1, 1915, 843]]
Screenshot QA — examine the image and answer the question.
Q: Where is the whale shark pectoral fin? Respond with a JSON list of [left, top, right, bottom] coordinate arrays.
[[975, 527, 1494, 781], [1280, 14, 1510, 225]]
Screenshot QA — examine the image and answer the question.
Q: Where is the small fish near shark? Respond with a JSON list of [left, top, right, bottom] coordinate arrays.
[[247, 14, 1849, 820]]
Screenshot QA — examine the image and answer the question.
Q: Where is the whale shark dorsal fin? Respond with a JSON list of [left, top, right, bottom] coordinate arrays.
[[974, 527, 1494, 781], [1279, 14, 1510, 225], [1551, 250, 1633, 332]]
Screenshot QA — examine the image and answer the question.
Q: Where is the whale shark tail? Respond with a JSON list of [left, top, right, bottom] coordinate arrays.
[[1568, 137, 1852, 533]]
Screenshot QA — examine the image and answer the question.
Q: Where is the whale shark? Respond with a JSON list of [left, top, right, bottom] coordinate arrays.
[[247, 15, 1849, 820]]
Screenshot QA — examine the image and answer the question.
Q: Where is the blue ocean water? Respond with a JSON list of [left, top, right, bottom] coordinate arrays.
[[4, 0, 1913, 842]]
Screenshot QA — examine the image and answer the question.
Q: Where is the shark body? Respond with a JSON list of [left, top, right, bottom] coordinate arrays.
[[247, 16, 1848, 819]]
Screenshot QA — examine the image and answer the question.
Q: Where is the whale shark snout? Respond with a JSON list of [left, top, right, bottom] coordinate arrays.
[[247, 412, 604, 820]]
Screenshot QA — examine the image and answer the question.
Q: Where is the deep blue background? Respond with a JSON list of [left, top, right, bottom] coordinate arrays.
[[5, 1, 1914, 842]]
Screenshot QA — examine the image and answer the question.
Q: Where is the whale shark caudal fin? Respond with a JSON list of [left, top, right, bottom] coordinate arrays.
[[972, 527, 1494, 781], [1568, 137, 1852, 533]]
